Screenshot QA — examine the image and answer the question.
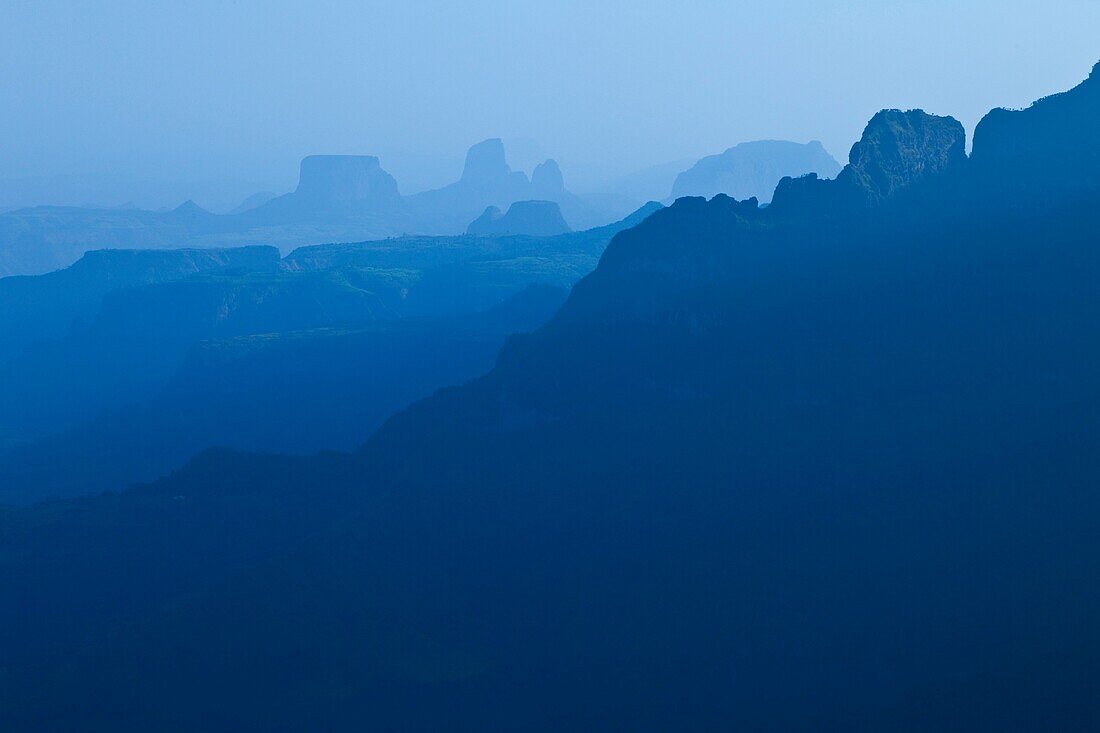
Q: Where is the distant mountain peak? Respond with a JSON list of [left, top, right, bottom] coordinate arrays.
[[466, 199, 571, 236], [461, 138, 513, 184], [169, 199, 212, 217], [671, 139, 842, 203], [531, 159, 565, 197]]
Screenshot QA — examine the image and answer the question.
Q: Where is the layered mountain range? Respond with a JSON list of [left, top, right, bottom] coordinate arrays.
[[1, 61, 1098, 731], [0, 203, 659, 502], [0, 139, 620, 278]]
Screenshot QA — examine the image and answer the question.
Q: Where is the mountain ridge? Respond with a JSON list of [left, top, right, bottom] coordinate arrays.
[[2, 60, 1099, 732]]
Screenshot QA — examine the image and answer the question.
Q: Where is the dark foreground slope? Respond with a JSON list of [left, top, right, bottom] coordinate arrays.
[[0, 285, 565, 503], [2, 64, 1099, 731]]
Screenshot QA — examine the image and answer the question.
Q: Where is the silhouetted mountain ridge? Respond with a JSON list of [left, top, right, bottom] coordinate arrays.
[[837, 109, 966, 201], [3, 61, 1100, 732], [768, 108, 967, 219], [970, 60, 1100, 200]]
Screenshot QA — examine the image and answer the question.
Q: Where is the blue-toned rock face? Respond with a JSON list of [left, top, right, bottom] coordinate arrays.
[[459, 138, 513, 185], [294, 155, 401, 205], [838, 109, 967, 200], [6, 52, 1100, 733]]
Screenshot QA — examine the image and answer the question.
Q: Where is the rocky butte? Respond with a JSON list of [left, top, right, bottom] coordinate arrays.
[[466, 200, 572, 236]]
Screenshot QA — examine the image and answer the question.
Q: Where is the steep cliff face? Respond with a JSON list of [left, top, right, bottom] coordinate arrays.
[[345, 69, 1100, 729], [7, 60, 1100, 733], [373, 68, 1096, 460], [458, 138, 526, 189], [407, 140, 615, 231], [293, 155, 402, 207], [836, 109, 967, 201], [405, 138, 535, 228]]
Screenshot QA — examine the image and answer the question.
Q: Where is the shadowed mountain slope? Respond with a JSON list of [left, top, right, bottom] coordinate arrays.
[[2, 63, 1099, 732], [0, 205, 659, 502], [0, 285, 566, 504], [0, 245, 279, 364]]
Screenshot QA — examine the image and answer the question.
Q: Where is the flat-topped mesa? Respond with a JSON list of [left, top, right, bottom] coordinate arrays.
[[294, 155, 401, 206], [466, 200, 571, 236], [837, 109, 966, 201]]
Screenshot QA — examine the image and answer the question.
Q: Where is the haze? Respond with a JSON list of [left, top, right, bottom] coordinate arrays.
[[1, 0, 1097, 209]]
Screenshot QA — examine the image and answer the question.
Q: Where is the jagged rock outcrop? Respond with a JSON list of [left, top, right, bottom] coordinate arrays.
[[405, 139, 532, 226], [836, 109, 966, 201], [671, 140, 841, 203], [409, 140, 615, 231], [466, 200, 572, 236], [458, 138, 530, 190], [769, 109, 966, 217], [7, 60, 1100, 733]]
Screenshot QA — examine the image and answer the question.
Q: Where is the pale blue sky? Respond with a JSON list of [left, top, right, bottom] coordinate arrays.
[[0, 0, 1097, 202]]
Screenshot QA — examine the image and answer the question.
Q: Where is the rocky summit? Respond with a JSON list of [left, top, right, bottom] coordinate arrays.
[[837, 109, 967, 201]]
